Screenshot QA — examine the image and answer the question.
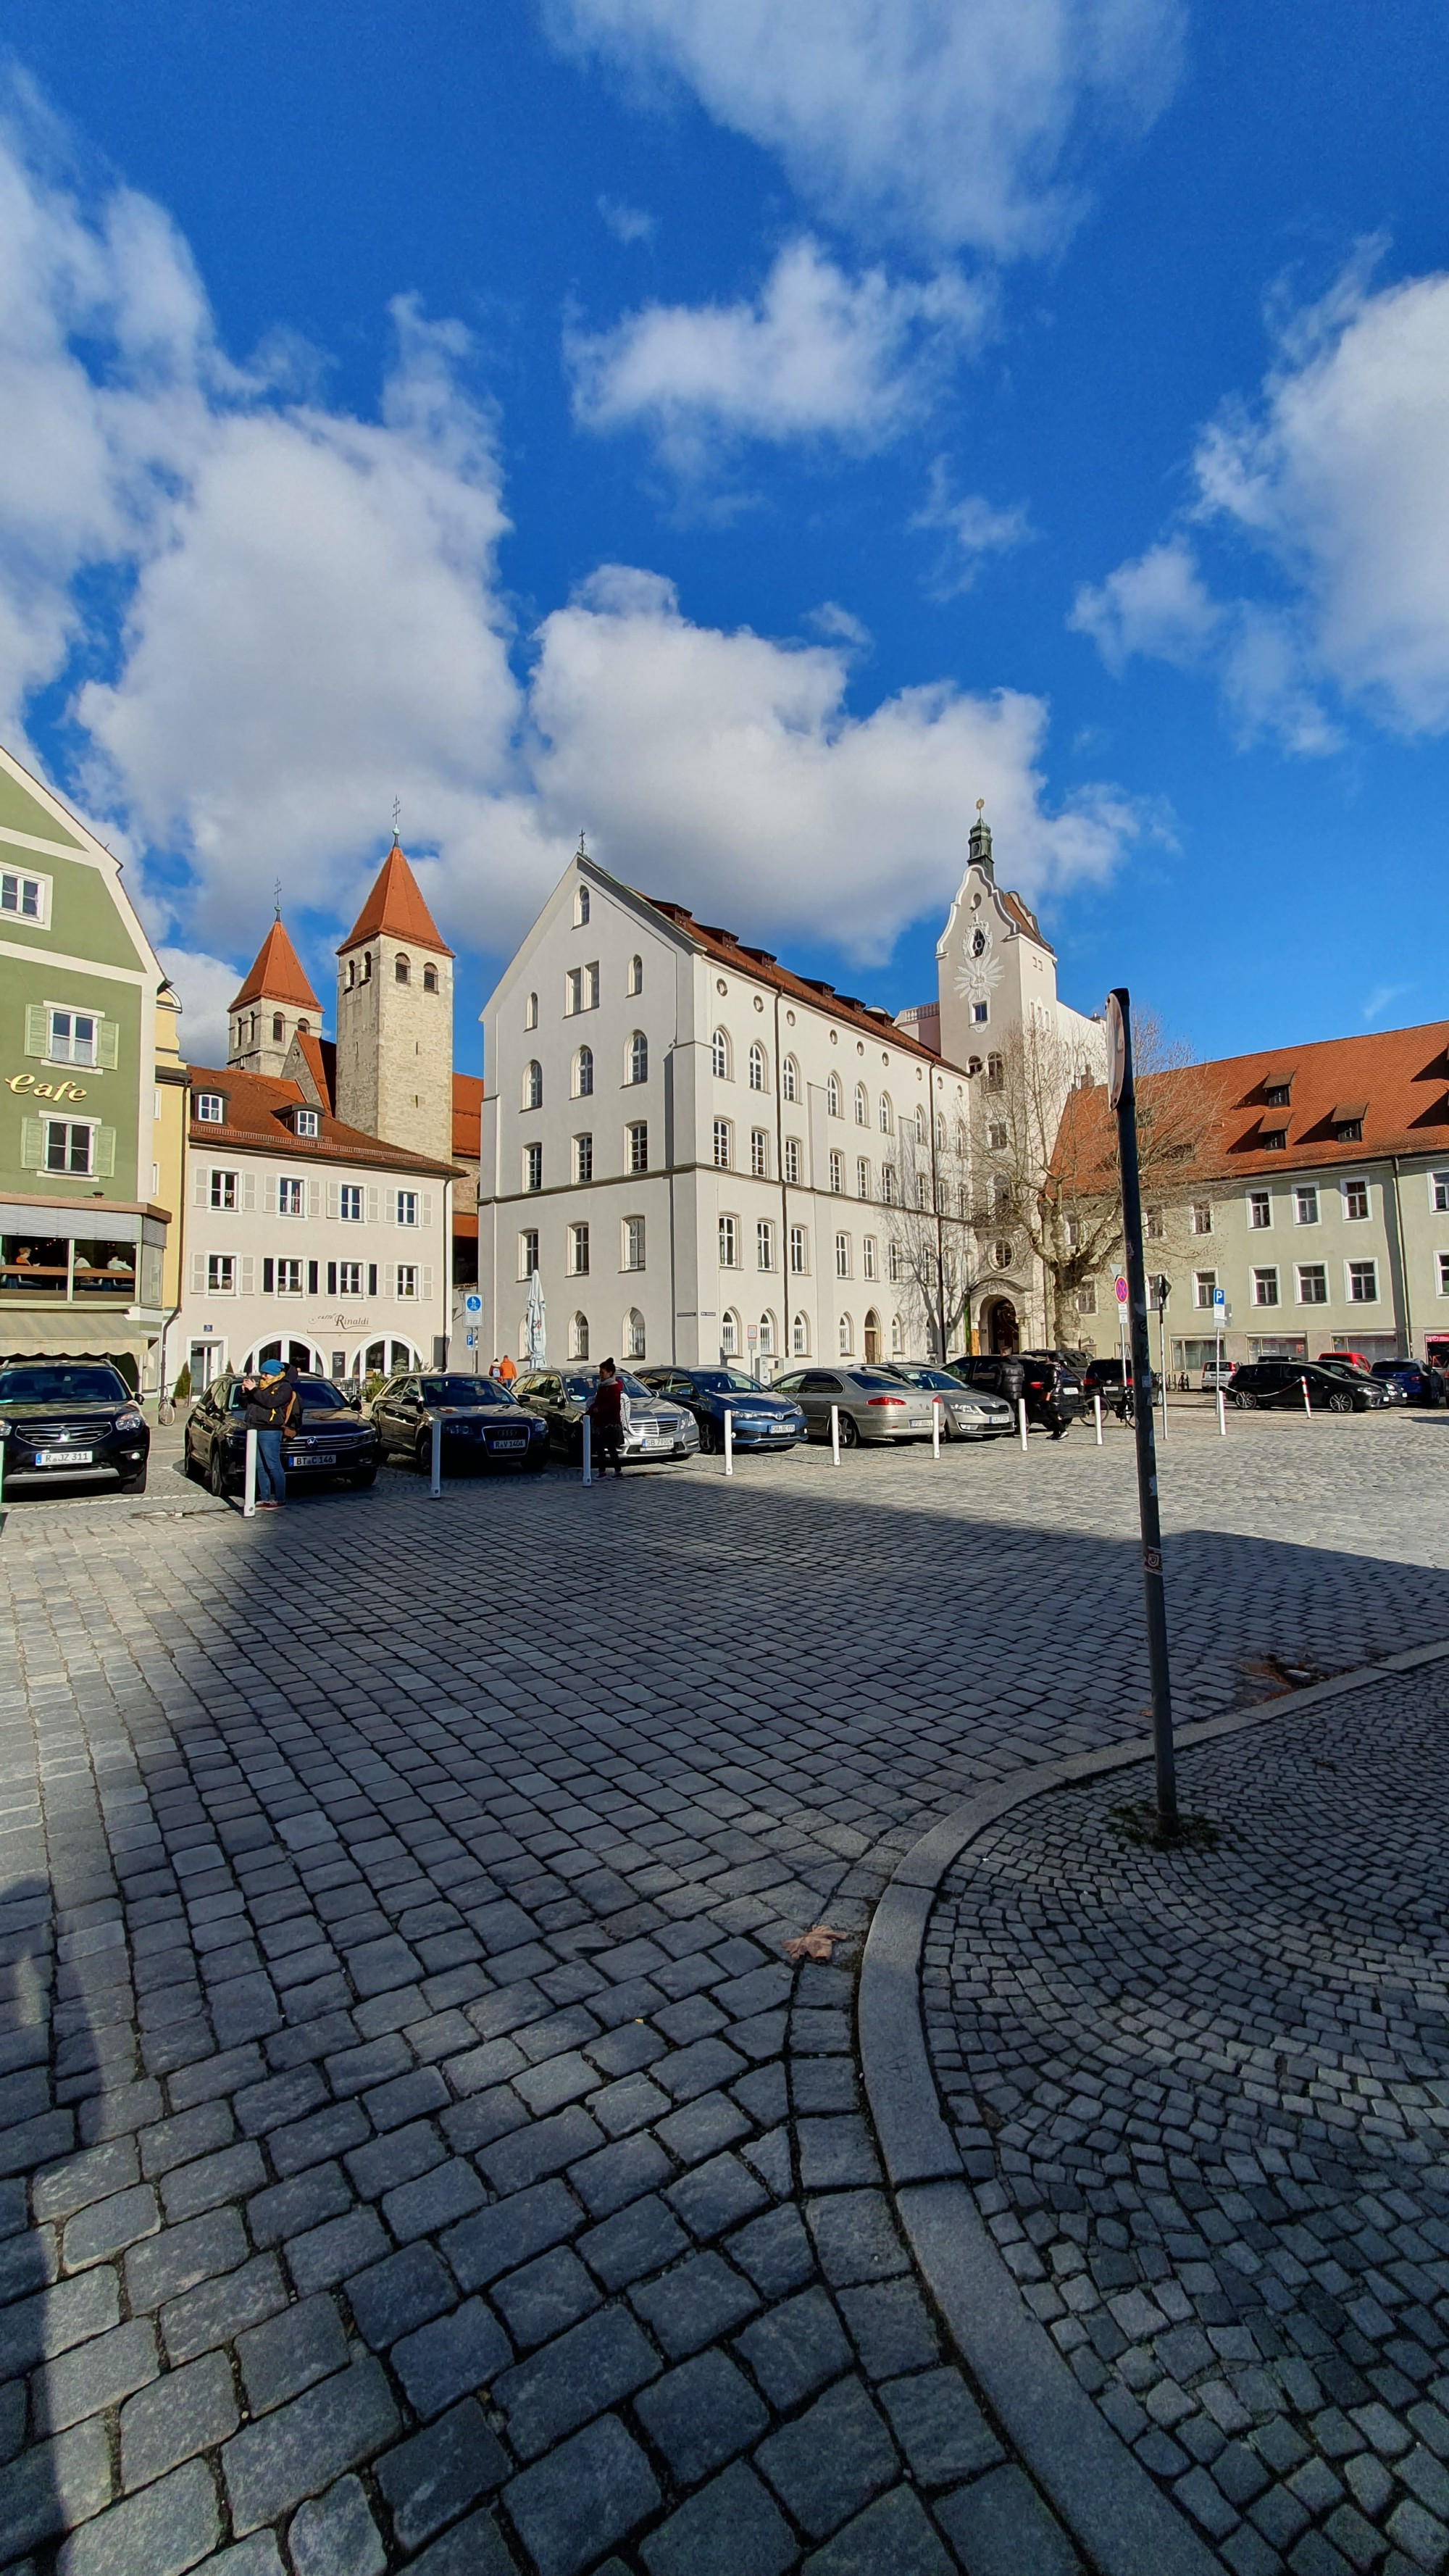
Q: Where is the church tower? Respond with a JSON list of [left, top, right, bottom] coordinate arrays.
[[334, 838, 454, 1163], [227, 919, 322, 1078]]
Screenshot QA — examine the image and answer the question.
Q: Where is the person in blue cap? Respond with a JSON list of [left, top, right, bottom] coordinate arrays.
[[240, 1356, 295, 1509]]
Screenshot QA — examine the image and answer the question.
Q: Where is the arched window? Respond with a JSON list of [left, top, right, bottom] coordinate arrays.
[[297, 1017, 311, 1035], [524, 1060, 543, 1109], [891, 1314, 904, 1356], [721, 1310, 740, 1356], [792, 1312, 809, 1356], [625, 1308, 646, 1360], [915, 1106, 927, 1144], [270, 1014, 283, 1043], [396, 955, 410, 984], [423, 964, 438, 993], [575, 884, 590, 926], [838, 1312, 853, 1356], [748, 1041, 767, 1092], [570, 1311, 590, 1359], [629, 1030, 649, 1085], [854, 1084, 868, 1126], [936, 1112, 947, 1151], [782, 1056, 798, 1103], [628, 955, 643, 996], [827, 1074, 842, 1118], [525, 992, 538, 1030], [345, 960, 356, 991], [362, 952, 372, 982], [758, 1312, 775, 1355], [878, 1092, 891, 1133], [711, 1028, 730, 1079], [986, 1052, 1004, 1091], [575, 1045, 593, 1099]]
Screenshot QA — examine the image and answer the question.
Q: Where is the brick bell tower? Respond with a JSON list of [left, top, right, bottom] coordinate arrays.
[[334, 837, 454, 1162], [227, 916, 322, 1077]]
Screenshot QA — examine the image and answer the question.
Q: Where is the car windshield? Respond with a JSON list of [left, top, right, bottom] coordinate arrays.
[[293, 1380, 352, 1407], [0, 1365, 130, 1404], [893, 1367, 958, 1390], [691, 1370, 762, 1394], [418, 1377, 514, 1406], [848, 1371, 911, 1391], [562, 1372, 653, 1401]]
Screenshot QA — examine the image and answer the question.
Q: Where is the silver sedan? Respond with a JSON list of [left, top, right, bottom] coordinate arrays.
[[772, 1367, 940, 1446], [881, 1364, 1016, 1438]]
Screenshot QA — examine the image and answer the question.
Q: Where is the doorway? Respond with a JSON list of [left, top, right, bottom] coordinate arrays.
[[985, 1298, 1019, 1354], [864, 1309, 881, 1364], [189, 1339, 225, 1390]]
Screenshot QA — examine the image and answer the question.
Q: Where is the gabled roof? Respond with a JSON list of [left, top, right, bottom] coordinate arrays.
[[640, 896, 940, 1065], [230, 919, 321, 1012], [339, 840, 454, 956], [288, 1031, 336, 1114], [185, 1062, 457, 1177]]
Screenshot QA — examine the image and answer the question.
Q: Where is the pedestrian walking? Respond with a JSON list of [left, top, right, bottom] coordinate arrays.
[[586, 1359, 626, 1479], [240, 1358, 294, 1509], [498, 1352, 517, 1387]]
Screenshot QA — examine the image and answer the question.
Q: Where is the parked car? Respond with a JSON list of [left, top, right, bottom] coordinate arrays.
[[633, 1367, 806, 1452], [1315, 1349, 1374, 1374], [185, 1373, 380, 1493], [953, 1350, 1082, 1436], [877, 1363, 1015, 1438], [0, 1361, 149, 1494], [1315, 1356, 1406, 1404], [946, 1352, 1024, 1406], [371, 1372, 548, 1471], [772, 1366, 940, 1446], [1229, 1360, 1387, 1414], [512, 1367, 699, 1464], [1371, 1357, 1447, 1406], [1199, 1359, 1235, 1392]]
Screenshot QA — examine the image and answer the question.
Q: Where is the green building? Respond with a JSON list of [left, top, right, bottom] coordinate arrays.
[[0, 743, 172, 1385]]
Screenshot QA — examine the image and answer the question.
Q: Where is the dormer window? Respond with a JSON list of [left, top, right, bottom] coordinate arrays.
[[1335, 1119, 1362, 1143], [195, 1092, 225, 1124], [1263, 1075, 1294, 1106], [293, 1109, 320, 1138], [1261, 1127, 1287, 1151]]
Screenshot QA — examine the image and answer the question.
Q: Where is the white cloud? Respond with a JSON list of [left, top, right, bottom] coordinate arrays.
[[911, 459, 1033, 596], [545, 0, 1185, 260], [598, 196, 655, 245], [157, 945, 243, 1067], [567, 238, 985, 467], [1069, 536, 1220, 672]]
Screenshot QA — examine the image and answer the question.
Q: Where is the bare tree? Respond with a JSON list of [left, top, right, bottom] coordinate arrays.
[[972, 1011, 1224, 1349], [881, 1113, 996, 1362]]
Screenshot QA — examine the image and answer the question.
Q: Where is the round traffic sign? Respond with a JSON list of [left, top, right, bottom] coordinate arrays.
[[1114, 1275, 1128, 1303], [464, 1293, 482, 1313]]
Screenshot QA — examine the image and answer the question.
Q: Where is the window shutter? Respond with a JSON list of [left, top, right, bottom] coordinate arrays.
[[97, 1020, 120, 1071], [93, 1127, 116, 1177], [24, 1005, 47, 1058], [325, 1183, 339, 1220], [367, 1187, 380, 1225], [307, 1180, 321, 1219], [367, 1263, 377, 1296], [422, 1192, 433, 1228], [193, 1164, 210, 1208], [191, 1251, 207, 1295], [422, 1267, 434, 1303], [262, 1258, 274, 1293], [307, 1260, 319, 1294], [327, 1262, 337, 1295], [243, 1172, 256, 1212], [264, 1176, 277, 1214], [240, 1255, 254, 1296], [20, 1116, 44, 1169]]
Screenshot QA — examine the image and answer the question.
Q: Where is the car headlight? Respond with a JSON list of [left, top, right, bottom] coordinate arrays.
[[114, 1410, 144, 1433]]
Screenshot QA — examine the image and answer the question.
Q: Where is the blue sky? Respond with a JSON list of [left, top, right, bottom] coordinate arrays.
[[4, 0, 1448, 1072]]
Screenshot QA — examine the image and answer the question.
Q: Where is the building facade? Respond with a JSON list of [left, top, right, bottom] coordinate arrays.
[[0, 743, 175, 1387]]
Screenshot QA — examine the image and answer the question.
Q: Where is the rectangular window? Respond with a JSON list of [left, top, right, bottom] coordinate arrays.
[[881, 1164, 897, 1205], [48, 1009, 98, 1067], [565, 964, 599, 1012], [294, 1109, 319, 1138], [713, 1119, 732, 1170], [1295, 1185, 1319, 1225], [338, 1259, 363, 1296], [1191, 1204, 1213, 1235], [525, 1142, 543, 1193], [788, 1225, 807, 1275], [1440, 1254, 1449, 1296], [1296, 1264, 1327, 1304], [1261, 1129, 1287, 1151], [206, 1254, 235, 1294], [396, 1264, 418, 1299], [1193, 1270, 1217, 1308], [340, 1183, 363, 1222], [279, 1177, 305, 1217], [210, 1169, 238, 1211], [1343, 1177, 1370, 1220], [889, 1242, 904, 1284], [751, 1128, 769, 1178], [1076, 1281, 1098, 1314], [574, 1134, 593, 1183], [396, 1190, 418, 1226], [1252, 1267, 1279, 1306], [1348, 1259, 1378, 1303], [1, 867, 46, 922], [862, 1238, 877, 1280], [856, 1157, 869, 1199], [44, 1120, 92, 1175], [623, 1217, 646, 1272], [1145, 1205, 1165, 1241], [972, 1001, 988, 1025], [719, 1215, 739, 1267], [1431, 1171, 1449, 1213], [519, 1229, 539, 1277], [756, 1218, 774, 1270], [627, 1122, 648, 1173], [987, 1122, 1008, 1151], [1248, 1191, 1271, 1230], [195, 1092, 225, 1124], [835, 1232, 851, 1278], [277, 1258, 304, 1297], [829, 1151, 844, 1194], [569, 1222, 590, 1275], [784, 1138, 801, 1185]]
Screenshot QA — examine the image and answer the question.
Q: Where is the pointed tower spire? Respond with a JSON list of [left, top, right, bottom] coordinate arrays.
[[968, 799, 994, 881], [227, 917, 322, 1075], [334, 838, 454, 1161]]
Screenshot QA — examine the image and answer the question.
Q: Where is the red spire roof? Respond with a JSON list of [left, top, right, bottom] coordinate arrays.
[[230, 918, 321, 1012], [338, 840, 454, 956]]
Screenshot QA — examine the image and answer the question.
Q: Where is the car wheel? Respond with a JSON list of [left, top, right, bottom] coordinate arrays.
[[349, 1467, 377, 1488], [207, 1446, 230, 1497], [1234, 1391, 1258, 1410], [1328, 1391, 1353, 1414], [839, 1414, 861, 1448], [698, 1417, 719, 1454]]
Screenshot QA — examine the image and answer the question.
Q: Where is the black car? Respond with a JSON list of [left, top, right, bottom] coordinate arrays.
[[952, 1349, 1082, 1436], [185, 1374, 380, 1494], [634, 1366, 806, 1452], [1229, 1360, 1387, 1414], [1371, 1358, 1446, 1407], [371, 1372, 548, 1471], [0, 1361, 150, 1494]]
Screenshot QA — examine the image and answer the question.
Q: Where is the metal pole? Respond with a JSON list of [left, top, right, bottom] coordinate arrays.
[[582, 1414, 592, 1485], [1106, 988, 1177, 1838], [830, 1404, 840, 1465], [1018, 1396, 1028, 1454], [430, 1414, 441, 1496], [724, 1409, 733, 1477], [1217, 1386, 1227, 1436], [1094, 1390, 1103, 1446], [1157, 1297, 1168, 1442], [243, 1427, 258, 1520], [1301, 1375, 1311, 1420], [932, 1396, 941, 1459]]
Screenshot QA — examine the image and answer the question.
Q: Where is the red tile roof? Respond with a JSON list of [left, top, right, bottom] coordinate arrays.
[[291, 1031, 336, 1114], [186, 1063, 456, 1175], [230, 920, 321, 1012], [640, 898, 940, 1063], [452, 1072, 484, 1160], [339, 842, 454, 956]]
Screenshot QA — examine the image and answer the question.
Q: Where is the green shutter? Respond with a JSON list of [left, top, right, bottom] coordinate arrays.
[[20, 1116, 44, 1170], [97, 1019, 120, 1070], [93, 1126, 116, 1177], [25, 1004, 47, 1058]]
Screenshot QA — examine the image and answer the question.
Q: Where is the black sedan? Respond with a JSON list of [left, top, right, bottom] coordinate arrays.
[[185, 1375, 380, 1494], [634, 1366, 806, 1452], [0, 1362, 150, 1494], [371, 1372, 548, 1472], [1229, 1360, 1387, 1414]]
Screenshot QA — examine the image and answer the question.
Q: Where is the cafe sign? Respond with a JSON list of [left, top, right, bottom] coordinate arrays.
[[7, 1071, 88, 1101]]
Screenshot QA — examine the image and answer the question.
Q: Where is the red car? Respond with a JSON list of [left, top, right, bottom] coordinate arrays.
[[1316, 1350, 1372, 1375]]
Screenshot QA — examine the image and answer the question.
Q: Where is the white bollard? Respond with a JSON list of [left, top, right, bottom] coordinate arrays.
[[724, 1409, 734, 1477], [1094, 1391, 1103, 1446], [830, 1404, 840, 1465], [430, 1414, 442, 1496], [1018, 1396, 1029, 1454], [582, 1414, 593, 1485], [1301, 1375, 1311, 1420], [243, 1427, 258, 1519], [932, 1396, 941, 1460], [1217, 1387, 1227, 1437]]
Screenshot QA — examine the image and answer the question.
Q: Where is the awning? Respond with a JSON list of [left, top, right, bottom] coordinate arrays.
[[0, 1309, 159, 1360]]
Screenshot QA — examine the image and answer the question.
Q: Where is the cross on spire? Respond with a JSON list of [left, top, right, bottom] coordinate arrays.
[[392, 795, 401, 846]]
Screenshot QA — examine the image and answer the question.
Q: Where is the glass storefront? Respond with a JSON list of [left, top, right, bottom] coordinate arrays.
[[0, 1213, 164, 1306]]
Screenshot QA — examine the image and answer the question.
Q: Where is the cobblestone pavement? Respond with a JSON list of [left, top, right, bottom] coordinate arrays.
[[0, 1411, 1446, 2576], [927, 1661, 1449, 2576]]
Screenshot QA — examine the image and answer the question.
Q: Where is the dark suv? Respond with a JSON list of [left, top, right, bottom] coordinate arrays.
[[0, 1361, 150, 1493], [953, 1350, 1082, 1436], [1229, 1360, 1387, 1414]]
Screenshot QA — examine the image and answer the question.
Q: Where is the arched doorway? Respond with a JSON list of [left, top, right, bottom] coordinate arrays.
[[864, 1309, 881, 1364], [246, 1336, 322, 1375], [984, 1298, 1019, 1355]]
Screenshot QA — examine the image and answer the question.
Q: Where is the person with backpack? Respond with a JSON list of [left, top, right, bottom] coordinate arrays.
[[240, 1357, 296, 1509]]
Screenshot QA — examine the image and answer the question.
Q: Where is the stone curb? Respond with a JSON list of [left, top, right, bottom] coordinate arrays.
[[858, 1635, 1449, 2576]]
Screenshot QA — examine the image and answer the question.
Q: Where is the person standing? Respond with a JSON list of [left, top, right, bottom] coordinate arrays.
[[586, 1359, 626, 1480], [498, 1352, 517, 1387], [241, 1359, 293, 1509]]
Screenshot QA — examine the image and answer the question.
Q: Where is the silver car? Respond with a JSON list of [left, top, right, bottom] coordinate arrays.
[[772, 1366, 940, 1446], [512, 1367, 701, 1464], [880, 1363, 1016, 1438]]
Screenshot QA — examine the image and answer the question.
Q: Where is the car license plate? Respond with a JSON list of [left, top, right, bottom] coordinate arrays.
[[908, 1416, 932, 1430], [288, 1451, 336, 1466], [491, 1438, 526, 1452], [642, 1434, 670, 1449], [37, 1449, 91, 1465]]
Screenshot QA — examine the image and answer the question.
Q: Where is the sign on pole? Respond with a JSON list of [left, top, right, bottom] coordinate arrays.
[[464, 1294, 482, 1315]]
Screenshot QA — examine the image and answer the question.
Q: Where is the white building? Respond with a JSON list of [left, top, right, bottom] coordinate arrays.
[[475, 819, 1101, 1371]]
